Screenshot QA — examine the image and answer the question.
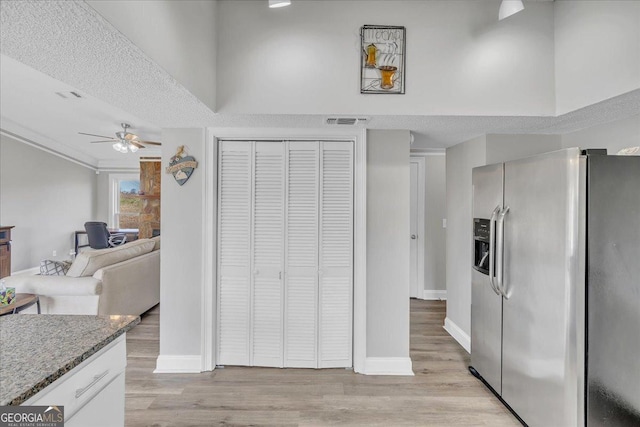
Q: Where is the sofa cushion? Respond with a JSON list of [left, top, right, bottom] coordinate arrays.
[[150, 235, 161, 251], [40, 259, 72, 276], [66, 239, 155, 277]]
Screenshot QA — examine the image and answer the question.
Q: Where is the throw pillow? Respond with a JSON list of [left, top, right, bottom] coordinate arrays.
[[40, 259, 72, 276]]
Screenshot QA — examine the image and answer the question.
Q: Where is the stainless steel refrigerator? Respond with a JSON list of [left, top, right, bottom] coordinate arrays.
[[469, 148, 640, 427]]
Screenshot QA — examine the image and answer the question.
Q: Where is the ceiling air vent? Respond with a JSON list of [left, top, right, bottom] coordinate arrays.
[[326, 117, 369, 126]]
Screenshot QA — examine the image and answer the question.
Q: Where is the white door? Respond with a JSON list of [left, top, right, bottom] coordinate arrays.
[[284, 141, 319, 368], [252, 141, 285, 367], [318, 141, 353, 368], [217, 141, 252, 365], [218, 140, 353, 369], [409, 157, 425, 299]]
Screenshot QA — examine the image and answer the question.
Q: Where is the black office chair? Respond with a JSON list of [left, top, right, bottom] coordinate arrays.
[[84, 222, 127, 249]]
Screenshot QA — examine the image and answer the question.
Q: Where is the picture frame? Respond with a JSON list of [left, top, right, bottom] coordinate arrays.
[[360, 25, 406, 94]]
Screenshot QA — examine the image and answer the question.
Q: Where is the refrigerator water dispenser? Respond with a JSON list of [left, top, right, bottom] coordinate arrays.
[[473, 218, 491, 275]]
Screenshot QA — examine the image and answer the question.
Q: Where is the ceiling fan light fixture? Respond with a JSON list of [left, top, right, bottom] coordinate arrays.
[[499, 0, 524, 20], [269, 0, 291, 8], [129, 144, 139, 153], [113, 141, 124, 152]]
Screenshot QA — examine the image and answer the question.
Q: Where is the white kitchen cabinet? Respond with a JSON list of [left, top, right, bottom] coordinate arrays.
[[23, 334, 127, 426]]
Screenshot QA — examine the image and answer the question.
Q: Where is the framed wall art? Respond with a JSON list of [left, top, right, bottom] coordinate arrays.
[[360, 25, 406, 94]]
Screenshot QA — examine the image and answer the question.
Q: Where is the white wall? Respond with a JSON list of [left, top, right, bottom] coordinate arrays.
[[561, 113, 640, 154], [158, 128, 205, 359], [95, 172, 111, 225], [366, 130, 411, 358], [555, 0, 640, 114], [445, 134, 562, 347], [216, 0, 555, 116], [445, 136, 486, 344], [88, 0, 218, 112], [0, 134, 97, 271], [157, 127, 411, 367], [485, 134, 563, 164]]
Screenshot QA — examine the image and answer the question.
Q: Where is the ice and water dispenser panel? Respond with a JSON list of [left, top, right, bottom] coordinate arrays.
[[473, 218, 490, 275]]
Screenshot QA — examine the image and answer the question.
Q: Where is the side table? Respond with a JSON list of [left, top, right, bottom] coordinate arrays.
[[0, 293, 41, 316]]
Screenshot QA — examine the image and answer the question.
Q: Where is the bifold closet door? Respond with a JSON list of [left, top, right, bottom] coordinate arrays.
[[251, 142, 285, 367], [217, 141, 252, 365], [318, 141, 353, 368], [218, 141, 285, 367], [284, 141, 353, 368], [284, 142, 320, 368], [218, 140, 352, 369]]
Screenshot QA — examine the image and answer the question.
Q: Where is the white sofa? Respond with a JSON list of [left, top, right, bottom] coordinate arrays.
[[4, 237, 160, 316]]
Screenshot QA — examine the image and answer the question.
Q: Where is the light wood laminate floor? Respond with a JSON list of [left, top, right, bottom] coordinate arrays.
[[125, 300, 519, 426]]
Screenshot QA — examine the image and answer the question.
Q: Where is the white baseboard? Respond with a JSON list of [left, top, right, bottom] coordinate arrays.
[[11, 267, 40, 276], [154, 355, 203, 373], [443, 317, 471, 353], [422, 290, 447, 300], [363, 357, 414, 376]]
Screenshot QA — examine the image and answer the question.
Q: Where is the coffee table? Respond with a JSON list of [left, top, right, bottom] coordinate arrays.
[[0, 293, 41, 316]]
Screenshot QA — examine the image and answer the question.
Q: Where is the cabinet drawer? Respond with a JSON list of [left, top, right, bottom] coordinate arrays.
[[24, 335, 126, 420]]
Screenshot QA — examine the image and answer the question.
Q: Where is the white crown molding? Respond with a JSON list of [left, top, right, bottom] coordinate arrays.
[[1, 117, 98, 169], [0, 119, 144, 172]]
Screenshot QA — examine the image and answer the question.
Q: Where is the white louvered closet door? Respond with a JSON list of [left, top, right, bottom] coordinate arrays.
[[319, 141, 353, 368], [218, 141, 252, 366], [284, 141, 320, 368], [218, 140, 353, 369], [252, 142, 285, 367]]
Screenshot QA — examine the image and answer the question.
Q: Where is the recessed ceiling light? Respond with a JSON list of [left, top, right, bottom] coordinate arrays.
[[269, 0, 291, 8]]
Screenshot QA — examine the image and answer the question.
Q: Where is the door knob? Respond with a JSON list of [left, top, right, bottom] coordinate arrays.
[[411, 234, 417, 239]]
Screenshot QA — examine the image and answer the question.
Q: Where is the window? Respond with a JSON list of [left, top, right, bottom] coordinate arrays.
[[109, 174, 141, 229]]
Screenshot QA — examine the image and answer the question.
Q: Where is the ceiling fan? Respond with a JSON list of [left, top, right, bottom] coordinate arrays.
[[79, 123, 161, 153]]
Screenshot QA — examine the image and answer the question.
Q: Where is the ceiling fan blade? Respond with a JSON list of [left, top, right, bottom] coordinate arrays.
[[139, 140, 162, 146], [124, 133, 138, 141], [90, 140, 118, 143], [129, 141, 146, 149], [79, 132, 114, 139]]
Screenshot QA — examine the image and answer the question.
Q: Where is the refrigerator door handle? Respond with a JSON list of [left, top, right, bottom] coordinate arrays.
[[488, 206, 501, 296], [496, 206, 510, 299]]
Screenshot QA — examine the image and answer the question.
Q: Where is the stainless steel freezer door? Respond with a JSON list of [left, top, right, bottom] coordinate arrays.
[[471, 163, 504, 394], [501, 148, 584, 427], [587, 155, 640, 426]]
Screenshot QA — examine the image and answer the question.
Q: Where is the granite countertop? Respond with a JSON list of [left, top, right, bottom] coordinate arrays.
[[0, 314, 139, 406]]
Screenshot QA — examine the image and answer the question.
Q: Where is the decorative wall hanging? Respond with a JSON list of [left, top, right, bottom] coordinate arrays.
[[360, 25, 406, 94], [166, 145, 198, 186]]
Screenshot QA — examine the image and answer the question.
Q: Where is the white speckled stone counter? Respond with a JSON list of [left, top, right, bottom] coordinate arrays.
[[0, 314, 139, 406]]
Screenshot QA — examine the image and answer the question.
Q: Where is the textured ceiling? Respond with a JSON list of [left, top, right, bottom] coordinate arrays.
[[0, 0, 638, 163], [0, 0, 216, 128]]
